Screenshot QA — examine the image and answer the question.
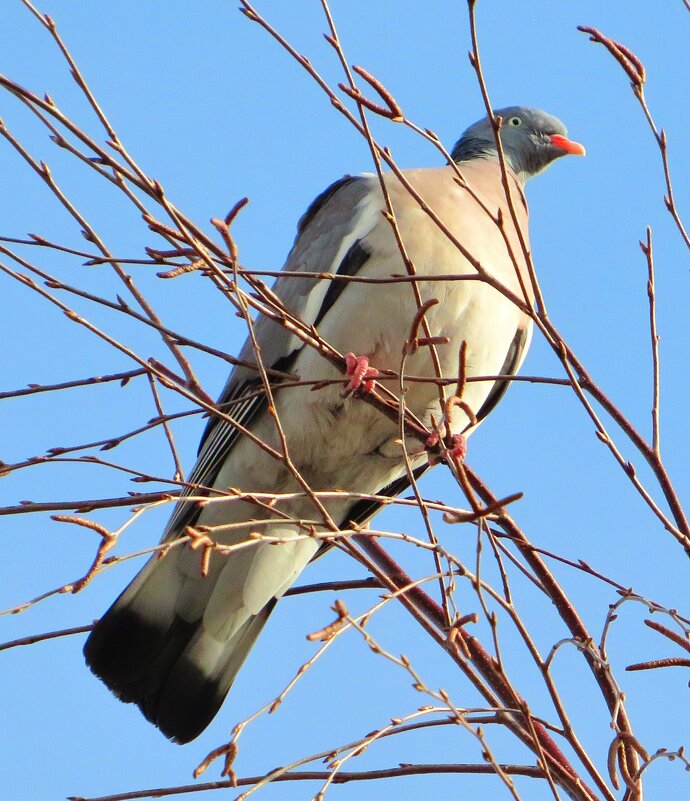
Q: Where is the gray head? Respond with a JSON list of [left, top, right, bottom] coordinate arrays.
[[451, 106, 585, 183]]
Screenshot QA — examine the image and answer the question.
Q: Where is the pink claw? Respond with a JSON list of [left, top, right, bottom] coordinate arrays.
[[425, 430, 441, 449], [343, 352, 379, 395], [449, 434, 467, 461]]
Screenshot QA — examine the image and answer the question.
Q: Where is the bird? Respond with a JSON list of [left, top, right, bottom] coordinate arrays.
[[84, 106, 585, 743]]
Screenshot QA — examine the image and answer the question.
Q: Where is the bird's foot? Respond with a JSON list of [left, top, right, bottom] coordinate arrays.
[[425, 429, 441, 450], [449, 434, 467, 461], [343, 352, 379, 396], [425, 429, 467, 465]]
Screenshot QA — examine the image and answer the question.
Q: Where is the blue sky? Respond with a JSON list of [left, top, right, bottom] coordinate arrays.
[[1, 2, 689, 800]]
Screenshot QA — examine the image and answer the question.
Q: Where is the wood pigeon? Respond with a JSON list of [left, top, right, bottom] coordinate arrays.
[[84, 106, 584, 743]]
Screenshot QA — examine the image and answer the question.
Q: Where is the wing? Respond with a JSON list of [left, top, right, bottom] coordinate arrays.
[[164, 173, 381, 536], [472, 322, 532, 428]]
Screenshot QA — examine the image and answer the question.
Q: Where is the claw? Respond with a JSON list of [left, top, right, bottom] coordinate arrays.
[[425, 429, 467, 465], [425, 430, 441, 449], [343, 352, 379, 396], [449, 433, 467, 461]]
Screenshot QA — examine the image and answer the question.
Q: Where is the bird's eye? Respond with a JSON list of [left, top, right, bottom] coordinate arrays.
[[508, 116, 522, 126]]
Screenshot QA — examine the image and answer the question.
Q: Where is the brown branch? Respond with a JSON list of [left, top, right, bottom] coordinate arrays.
[[51, 515, 118, 593], [644, 618, 690, 654], [0, 623, 94, 653], [626, 657, 690, 672], [578, 25, 690, 252], [640, 228, 661, 456], [0, 368, 147, 400], [146, 373, 184, 482], [68, 763, 545, 801], [0, 490, 180, 516], [577, 26, 645, 87]]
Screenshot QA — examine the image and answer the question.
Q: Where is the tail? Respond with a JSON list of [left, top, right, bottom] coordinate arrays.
[[84, 527, 317, 743], [84, 552, 275, 744]]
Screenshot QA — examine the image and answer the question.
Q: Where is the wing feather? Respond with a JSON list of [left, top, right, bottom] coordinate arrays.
[[473, 323, 532, 426]]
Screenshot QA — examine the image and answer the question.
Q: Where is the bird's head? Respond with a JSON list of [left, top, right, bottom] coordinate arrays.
[[451, 106, 585, 183]]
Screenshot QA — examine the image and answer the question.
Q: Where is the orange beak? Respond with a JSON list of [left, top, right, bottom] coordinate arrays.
[[550, 134, 586, 156]]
